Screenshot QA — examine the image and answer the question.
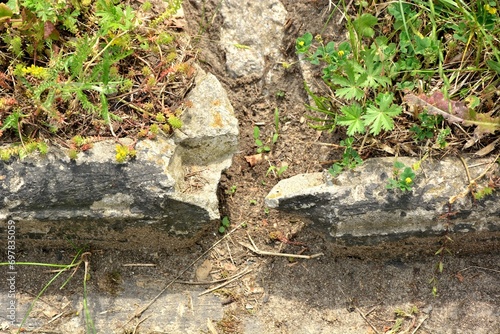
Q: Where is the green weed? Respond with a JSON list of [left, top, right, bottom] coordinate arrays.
[[297, 0, 500, 172], [266, 164, 288, 178], [225, 185, 237, 196], [219, 216, 230, 234], [0, 0, 192, 159], [253, 126, 270, 153], [0, 247, 95, 333], [328, 137, 363, 177], [386, 161, 416, 192]]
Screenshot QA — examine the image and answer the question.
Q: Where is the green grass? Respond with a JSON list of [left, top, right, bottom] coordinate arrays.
[[0, 247, 95, 333], [297, 0, 500, 171]]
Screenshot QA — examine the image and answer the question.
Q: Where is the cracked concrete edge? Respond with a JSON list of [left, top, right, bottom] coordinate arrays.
[[0, 68, 238, 249], [265, 156, 500, 244]]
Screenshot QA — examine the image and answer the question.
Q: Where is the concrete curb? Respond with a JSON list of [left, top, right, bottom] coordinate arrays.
[[266, 156, 500, 245], [0, 69, 238, 250]]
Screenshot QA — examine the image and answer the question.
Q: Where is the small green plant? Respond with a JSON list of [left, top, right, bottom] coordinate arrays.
[[266, 164, 288, 178], [219, 216, 230, 234], [225, 185, 237, 196], [474, 186, 495, 200], [0, 0, 191, 160], [275, 90, 286, 98], [386, 161, 416, 192], [436, 127, 451, 148], [410, 112, 442, 142], [328, 137, 363, 177], [430, 236, 453, 297], [0, 141, 48, 161], [386, 306, 419, 333], [249, 199, 257, 205], [253, 126, 270, 153], [296, 0, 500, 159]]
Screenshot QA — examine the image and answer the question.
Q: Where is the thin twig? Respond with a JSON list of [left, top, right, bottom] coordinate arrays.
[[122, 263, 156, 267], [225, 239, 235, 265], [411, 315, 428, 334], [450, 154, 500, 204], [355, 307, 380, 334], [239, 233, 324, 259], [198, 268, 252, 296], [175, 268, 251, 285], [459, 265, 500, 274], [132, 314, 152, 334]]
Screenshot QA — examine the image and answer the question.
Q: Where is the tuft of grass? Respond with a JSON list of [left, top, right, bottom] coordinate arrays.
[[298, 0, 500, 174], [0, 247, 96, 333]]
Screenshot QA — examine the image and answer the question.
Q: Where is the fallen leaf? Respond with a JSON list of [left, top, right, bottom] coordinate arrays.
[[403, 91, 467, 124], [456, 272, 464, 282], [474, 138, 499, 156], [223, 262, 237, 272], [404, 91, 500, 147], [244, 153, 263, 167], [195, 259, 212, 282]]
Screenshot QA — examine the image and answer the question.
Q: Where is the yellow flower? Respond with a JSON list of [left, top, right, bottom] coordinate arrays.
[[405, 177, 413, 184], [338, 50, 345, 57], [22, 65, 49, 79], [485, 4, 497, 15], [298, 40, 305, 47]]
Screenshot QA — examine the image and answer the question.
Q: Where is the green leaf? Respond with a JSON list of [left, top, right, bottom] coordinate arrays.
[[337, 104, 365, 135], [331, 62, 366, 101], [253, 126, 260, 140], [1, 110, 22, 131], [272, 133, 279, 144], [401, 167, 415, 181], [296, 32, 313, 53], [486, 60, 500, 74], [394, 161, 405, 169], [353, 13, 378, 38], [360, 50, 391, 89], [0, 4, 13, 21], [363, 93, 402, 135]]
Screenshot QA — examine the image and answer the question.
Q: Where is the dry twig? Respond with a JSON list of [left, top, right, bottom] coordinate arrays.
[[355, 307, 380, 334], [239, 233, 324, 259], [411, 315, 428, 334], [198, 268, 252, 296]]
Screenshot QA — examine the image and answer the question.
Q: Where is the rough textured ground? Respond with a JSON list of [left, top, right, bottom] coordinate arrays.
[[0, 1, 499, 333]]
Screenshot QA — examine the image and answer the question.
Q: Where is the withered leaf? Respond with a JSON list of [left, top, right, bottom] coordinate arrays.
[[244, 153, 263, 167], [403, 91, 468, 124], [404, 91, 500, 147]]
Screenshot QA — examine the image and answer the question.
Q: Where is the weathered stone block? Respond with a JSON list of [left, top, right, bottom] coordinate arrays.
[[0, 70, 238, 249], [266, 157, 500, 244]]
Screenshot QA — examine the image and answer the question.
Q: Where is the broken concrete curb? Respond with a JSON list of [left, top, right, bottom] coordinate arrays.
[[0, 69, 238, 249], [265, 156, 500, 244]]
